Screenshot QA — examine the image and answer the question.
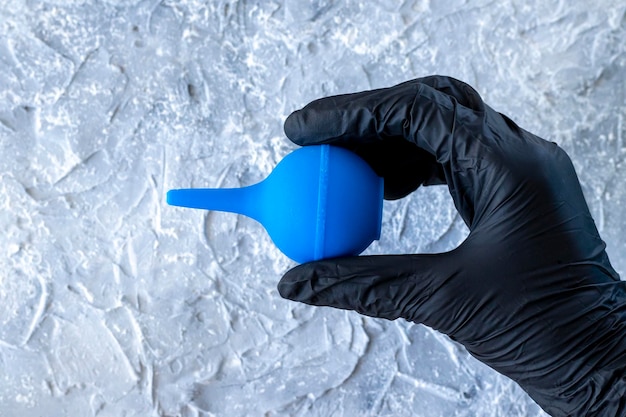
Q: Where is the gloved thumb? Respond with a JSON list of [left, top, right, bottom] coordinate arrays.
[[278, 253, 455, 323]]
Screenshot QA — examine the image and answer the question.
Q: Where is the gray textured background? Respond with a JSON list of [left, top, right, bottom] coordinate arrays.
[[1, 1, 624, 416]]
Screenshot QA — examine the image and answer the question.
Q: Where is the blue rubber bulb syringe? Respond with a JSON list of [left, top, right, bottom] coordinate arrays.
[[166, 145, 384, 263]]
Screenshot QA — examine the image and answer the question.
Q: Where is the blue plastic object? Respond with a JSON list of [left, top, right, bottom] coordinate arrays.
[[167, 145, 384, 263]]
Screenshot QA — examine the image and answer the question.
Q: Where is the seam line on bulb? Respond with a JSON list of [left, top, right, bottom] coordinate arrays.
[[314, 145, 329, 260]]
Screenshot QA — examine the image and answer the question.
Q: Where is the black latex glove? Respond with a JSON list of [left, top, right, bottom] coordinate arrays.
[[278, 76, 626, 417]]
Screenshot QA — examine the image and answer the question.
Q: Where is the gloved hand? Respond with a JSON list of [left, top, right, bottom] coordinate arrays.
[[278, 76, 626, 417]]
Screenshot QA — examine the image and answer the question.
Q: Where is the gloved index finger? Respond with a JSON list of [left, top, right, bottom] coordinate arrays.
[[285, 80, 458, 197], [284, 77, 486, 166], [284, 80, 422, 148]]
